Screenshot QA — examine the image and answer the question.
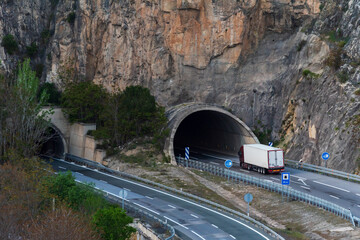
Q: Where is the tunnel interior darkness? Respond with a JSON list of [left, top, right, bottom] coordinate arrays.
[[39, 127, 64, 158], [173, 110, 252, 156]]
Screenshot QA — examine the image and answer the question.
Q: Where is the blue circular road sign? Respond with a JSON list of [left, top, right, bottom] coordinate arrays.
[[225, 160, 233, 168], [322, 152, 330, 161], [244, 193, 253, 203]]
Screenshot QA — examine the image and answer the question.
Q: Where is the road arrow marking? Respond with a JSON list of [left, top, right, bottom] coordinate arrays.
[[298, 179, 307, 186]]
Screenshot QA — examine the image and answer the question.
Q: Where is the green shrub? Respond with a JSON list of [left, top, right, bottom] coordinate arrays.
[[337, 71, 349, 83], [67, 12, 76, 24], [297, 40, 307, 52], [34, 63, 44, 78], [354, 89, 360, 96], [302, 69, 319, 79], [1, 34, 18, 54], [38, 82, 62, 105], [325, 47, 343, 70], [41, 29, 51, 43], [92, 206, 136, 240], [26, 42, 38, 57]]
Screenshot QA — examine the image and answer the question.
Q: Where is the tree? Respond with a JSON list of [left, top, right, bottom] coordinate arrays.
[[24, 206, 99, 240], [92, 206, 136, 240], [99, 86, 168, 146], [0, 59, 52, 158], [61, 81, 107, 125], [1, 34, 18, 55], [38, 82, 62, 105]]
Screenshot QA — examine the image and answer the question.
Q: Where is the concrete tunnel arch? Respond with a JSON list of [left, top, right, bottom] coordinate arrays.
[[165, 103, 260, 164], [39, 123, 68, 158]]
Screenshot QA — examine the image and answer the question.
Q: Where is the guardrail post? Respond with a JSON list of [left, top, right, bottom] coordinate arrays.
[[349, 209, 356, 227]]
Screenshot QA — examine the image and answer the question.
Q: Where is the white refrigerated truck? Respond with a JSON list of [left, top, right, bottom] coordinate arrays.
[[238, 144, 285, 174]]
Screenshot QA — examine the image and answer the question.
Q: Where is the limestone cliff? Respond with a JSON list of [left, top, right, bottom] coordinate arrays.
[[0, 0, 359, 172]]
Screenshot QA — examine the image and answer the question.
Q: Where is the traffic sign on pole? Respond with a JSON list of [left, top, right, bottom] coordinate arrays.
[[244, 193, 253, 216], [225, 160, 233, 168], [322, 152, 330, 161], [185, 147, 190, 160], [281, 172, 290, 185], [268, 142, 273, 147]]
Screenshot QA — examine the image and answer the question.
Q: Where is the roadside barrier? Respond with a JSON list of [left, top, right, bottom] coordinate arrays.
[[63, 153, 286, 239], [285, 159, 360, 183]]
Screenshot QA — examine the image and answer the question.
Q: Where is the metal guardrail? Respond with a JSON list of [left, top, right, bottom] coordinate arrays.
[[104, 191, 175, 240], [63, 153, 285, 240], [285, 159, 360, 183], [174, 157, 359, 228]]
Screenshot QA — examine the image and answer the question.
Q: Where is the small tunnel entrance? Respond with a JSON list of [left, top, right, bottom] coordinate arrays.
[[167, 105, 259, 164], [39, 127, 65, 158]]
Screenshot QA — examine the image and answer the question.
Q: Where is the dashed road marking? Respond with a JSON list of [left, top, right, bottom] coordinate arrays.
[[230, 235, 236, 239], [165, 216, 188, 229], [145, 196, 153, 200], [191, 230, 206, 240], [356, 194, 360, 197], [59, 166, 66, 170], [191, 214, 199, 218], [313, 181, 350, 193], [212, 224, 218, 228], [134, 202, 160, 215], [76, 172, 84, 176], [124, 188, 131, 192], [168, 204, 176, 209], [329, 195, 340, 200], [300, 186, 310, 190], [99, 180, 107, 184]]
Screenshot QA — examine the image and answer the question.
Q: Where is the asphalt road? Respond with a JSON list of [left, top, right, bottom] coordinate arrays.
[[50, 159, 276, 240], [175, 148, 360, 218]]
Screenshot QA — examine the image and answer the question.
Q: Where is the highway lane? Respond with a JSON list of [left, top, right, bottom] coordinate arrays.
[[175, 148, 360, 218], [50, 159, 276, 240]]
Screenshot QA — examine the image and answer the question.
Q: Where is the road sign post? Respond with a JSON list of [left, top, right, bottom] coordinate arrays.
[[119, 189, 128, 209], [244, 193, 253, 216], [225, 160, 233, 181], [322, 152, 329, 168], [185, 147, 190, 167], [281, 173, 290, 202]]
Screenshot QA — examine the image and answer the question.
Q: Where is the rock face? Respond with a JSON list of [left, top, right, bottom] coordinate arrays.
[[0, 0, 359, 172]]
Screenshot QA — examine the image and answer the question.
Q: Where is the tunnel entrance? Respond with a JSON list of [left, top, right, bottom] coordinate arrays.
[[166, 103, 259, 164], [38, 127, 65, 158]]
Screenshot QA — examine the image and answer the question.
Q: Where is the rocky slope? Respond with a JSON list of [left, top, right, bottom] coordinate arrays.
[[0, 0, 359, 172]]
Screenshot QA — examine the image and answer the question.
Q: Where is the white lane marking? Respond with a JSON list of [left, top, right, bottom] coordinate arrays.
[[298, 179, 307, 186], [55, 160, 271, 240], [357, 205, 360, 208], [191, 230, 206, 240], [230, 235, 236, 239], [300, 186, 310, 190], [313, 181, 350, 193], [210, 162, 220, 165], [212, 224, 218, 228], [145, 196, 153, 200], [291, 175, 307, 180], [58, 166, 66, 170], [99, 180, 108, 184], [164, 216, 189, 229], [356, 194, 360, 197], [76, 172, 84, 176], [124, 188, 131, 192], [202, 153, 228, 161], [329, 195, 340, 200], [133, 202, 160, 215], [168, 204, 176, 209], [270, 177, 280, 181], [191, 214, 199, 218]]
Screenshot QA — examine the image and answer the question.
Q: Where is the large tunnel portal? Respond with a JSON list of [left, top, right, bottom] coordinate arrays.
[[38, 126, 66, 158], [166, 104, 259, 164]]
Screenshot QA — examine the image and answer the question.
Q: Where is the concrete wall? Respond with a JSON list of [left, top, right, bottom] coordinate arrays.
[[69, 123, 96, 158]]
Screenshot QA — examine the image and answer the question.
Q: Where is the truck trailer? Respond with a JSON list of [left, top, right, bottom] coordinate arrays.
[[238, 144, 285, 174]]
